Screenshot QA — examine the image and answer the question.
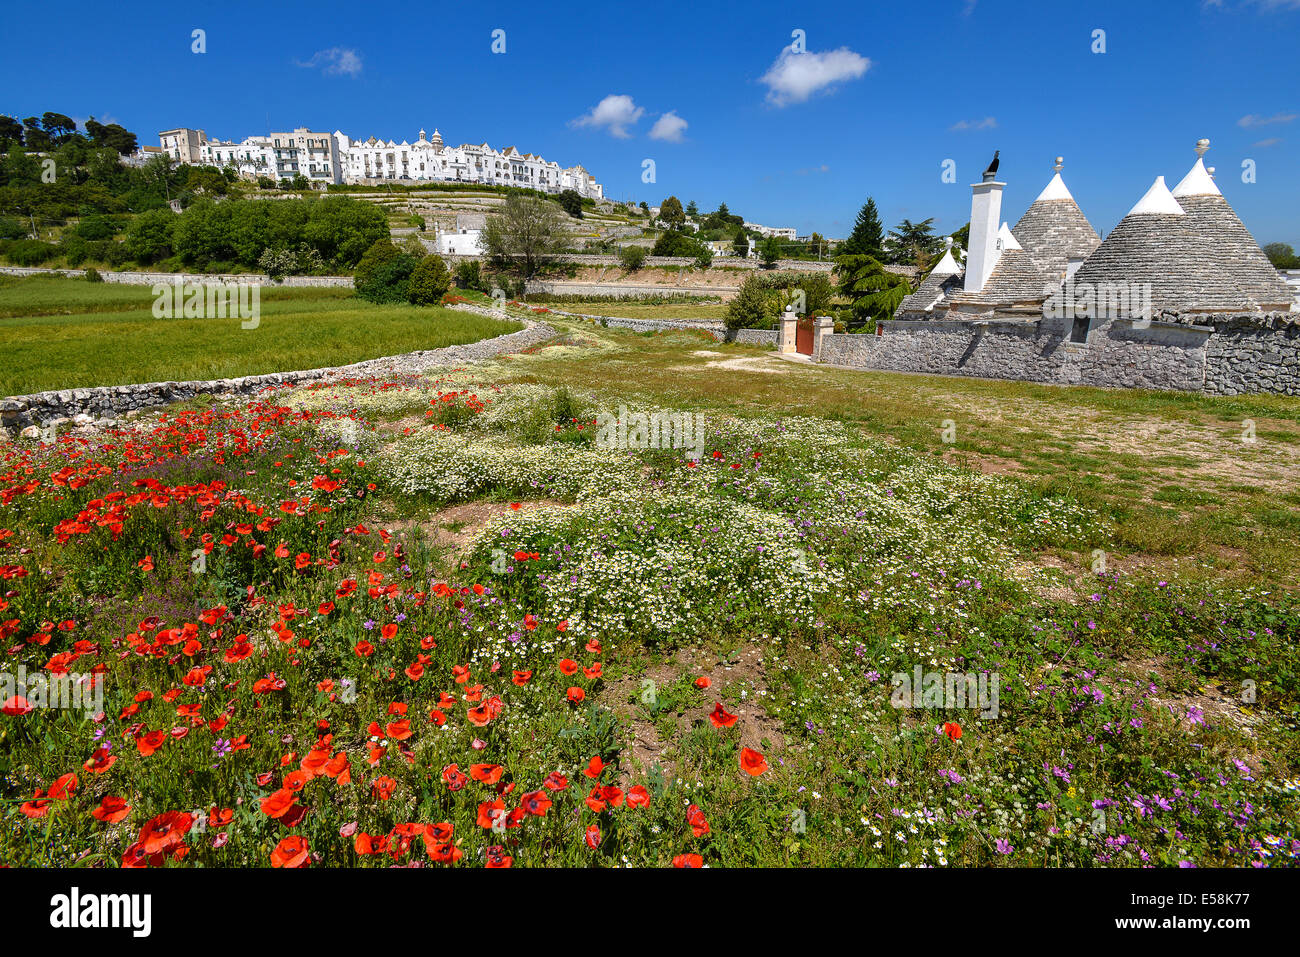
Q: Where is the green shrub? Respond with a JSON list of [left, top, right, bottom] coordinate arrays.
[[618, 245, 647, 271], [454, 259, 485, 292], [73, 215, 117, 241], [725, 274, 778, 332], [0, 217, 26, 240], [102, 242, 129, 267], [61, 234, 89, 267], [408, 254, 452, 305], [6, 239, 57, 266], [83, 267, 103, 282], [354, 239, 418, 304]]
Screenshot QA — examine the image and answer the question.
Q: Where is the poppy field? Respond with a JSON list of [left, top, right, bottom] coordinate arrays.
[[2, 314, 1299, 869]]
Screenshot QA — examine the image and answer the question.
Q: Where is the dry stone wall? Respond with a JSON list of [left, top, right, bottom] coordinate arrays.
[[819, 312, 1300, 395], [1, 308, 553, 433]]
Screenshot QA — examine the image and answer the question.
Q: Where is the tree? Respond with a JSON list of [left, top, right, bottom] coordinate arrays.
[[686, 199, 699, 219], [618, 245, 647, 271], [557, 189, 583, 218], [841, 198, 885, 260], [41, 113, 78, 145], [482, 194, 565, 278], [887, 218, 942, 268], [651, 230, 707, 258], [659, 195, 685, 229], [0, 116, 23, 150], [834, 253, 913, 326], [408, 254, 452, 304], [759, 236, 782, 268], [22, 118, 50, 151], [732, 233, 750, 258], [725, 274, 776, 333], [1263, 242, 1299, 268], [354, 239, 418, 303], [184, 166, 228, 197]]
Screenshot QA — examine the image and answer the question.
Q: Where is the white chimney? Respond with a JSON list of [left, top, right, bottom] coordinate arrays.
[[964, 152, 1005, 293]]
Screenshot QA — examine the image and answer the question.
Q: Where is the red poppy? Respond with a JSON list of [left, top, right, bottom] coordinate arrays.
[[271, 835, 310, 868], [694, 676, 711, 689], [584, 824, 602, 849], [442, 764, 469, 791], [943, 722, 963, 742], [49, 772, 78, 800], [136, 729, 167, 757], [470, 764, 504, 785], [740, 747, 769, 776], [709, 702, 738, 729], [627, 785, 651, 808], [520, 790, 552, 817], [673, 853, 704, 868], [567, 687, 585, 703], [485, 846, 513, 868], [583, 755, 606, 779], [260, 788, 297, 819], [687, 804, 710, 837], [91, 795, 131, 823], [138, 810, 193, 855]]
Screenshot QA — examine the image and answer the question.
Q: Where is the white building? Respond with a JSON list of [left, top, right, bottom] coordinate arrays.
[[744, 221, 797, 240], [201, 136, 275, 180], [332, 127, 602, 198], [160, 124, 603, 197], [270, 129, 342, 184], [159, 128, 206, 163]]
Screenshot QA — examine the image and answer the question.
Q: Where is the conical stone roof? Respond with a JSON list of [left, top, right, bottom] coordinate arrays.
[[1171, 159, 1293, 310], [1011, 168, 1100, 282], [1072, 176, 1255, 314]]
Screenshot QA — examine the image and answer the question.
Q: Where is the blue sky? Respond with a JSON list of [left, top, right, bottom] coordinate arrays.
[[3, 0, 1298, 244]]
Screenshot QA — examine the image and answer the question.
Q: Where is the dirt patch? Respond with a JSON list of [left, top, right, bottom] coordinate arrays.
[[602, 642, 785, 783], [942, 449, 1028, 478], [671, 355, 794, 375], [1118, 655, 1265, 743]]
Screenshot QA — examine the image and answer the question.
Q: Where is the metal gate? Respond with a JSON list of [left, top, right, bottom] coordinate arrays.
[[795, 317, 814, 355]]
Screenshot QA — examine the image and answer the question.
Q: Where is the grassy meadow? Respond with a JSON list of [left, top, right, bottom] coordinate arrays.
[[1, 298, 1297, 869], [0, 276, 520, 395]]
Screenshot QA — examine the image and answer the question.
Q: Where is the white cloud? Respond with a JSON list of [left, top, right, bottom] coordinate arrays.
[[760, 46, 870, 107], [950, 117, 998, 131], [648, 111, 688, 143], [1252, 137, 1283, 147], [570, 95, 645, 138], [1238, 111, 1296, 127], [296, 47, 363, 77], [796, 164, 831, 175]]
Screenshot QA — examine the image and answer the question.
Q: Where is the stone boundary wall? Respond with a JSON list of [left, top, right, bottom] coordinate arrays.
[[818, 312, 1300, 395], [734, 328, 778, 347], [524, 279, 741, 300], [0, 266, 354, 287], [538, 307, 775, 346], [543, 308, 725, 338], [1, 307, 554, 433]]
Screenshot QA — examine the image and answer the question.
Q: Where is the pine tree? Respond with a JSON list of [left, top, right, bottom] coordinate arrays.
[[841, 198, 885, 260]]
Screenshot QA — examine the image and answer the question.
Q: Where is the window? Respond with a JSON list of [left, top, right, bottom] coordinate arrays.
[[1070, 316, 1090, 344]]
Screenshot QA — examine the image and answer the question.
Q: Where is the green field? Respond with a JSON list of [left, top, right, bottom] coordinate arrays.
[[0, 277, 521, 395]]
